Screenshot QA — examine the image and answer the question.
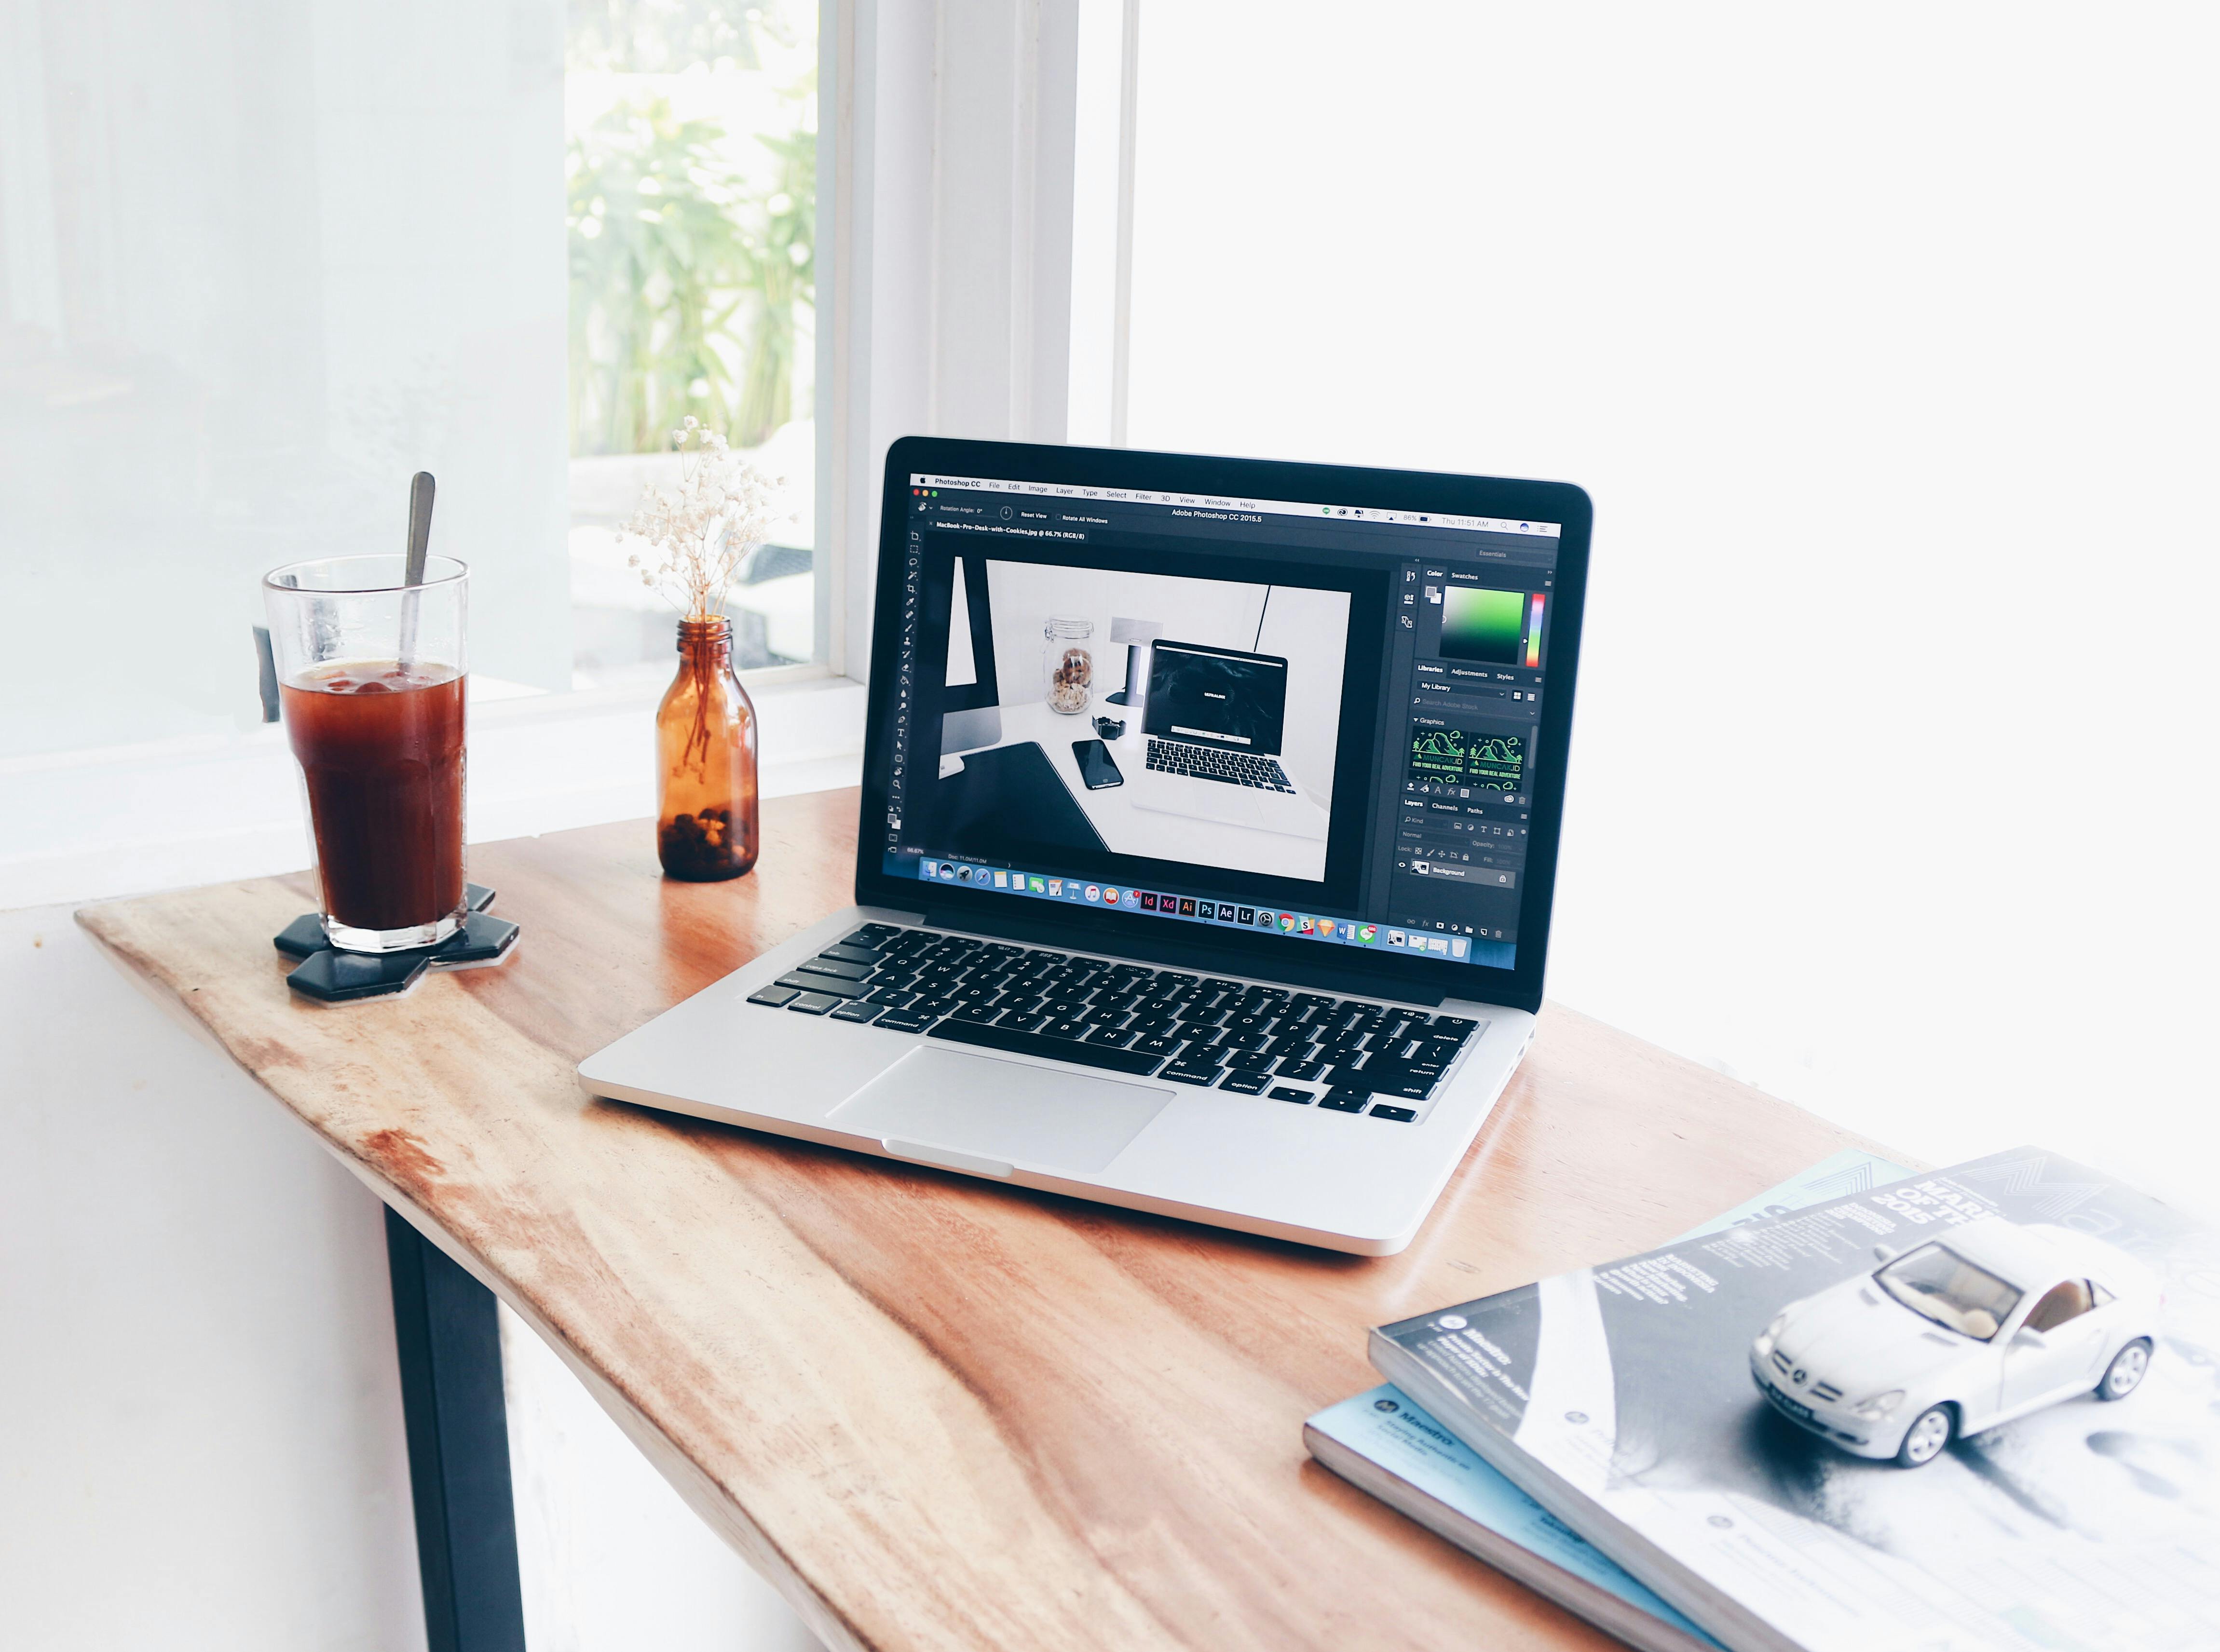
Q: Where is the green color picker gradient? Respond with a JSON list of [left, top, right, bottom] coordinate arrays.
[[1439, 586, 1529, 664]]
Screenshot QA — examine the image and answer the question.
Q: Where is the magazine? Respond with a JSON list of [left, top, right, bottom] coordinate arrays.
[[1307, 1150, 1907, 1652], [1370, 1149, 2219, 1652]]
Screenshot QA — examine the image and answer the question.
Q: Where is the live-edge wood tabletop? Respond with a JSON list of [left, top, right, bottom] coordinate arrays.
[[79, 786, 1898, 1652]]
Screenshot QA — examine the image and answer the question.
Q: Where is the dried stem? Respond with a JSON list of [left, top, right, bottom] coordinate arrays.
[[619, 417, 791, 620]]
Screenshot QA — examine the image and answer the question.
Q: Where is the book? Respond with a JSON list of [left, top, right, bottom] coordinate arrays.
[[1369, 1149, 2218, 1652], [1307, 1150, 1908, 1652]]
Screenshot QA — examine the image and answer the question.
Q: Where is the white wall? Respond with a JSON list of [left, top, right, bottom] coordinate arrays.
[[1123, 2, 2220, 1214], [503, 1307, 821, 1652], [0, 906, 428, 1652], [979, 560, 1347, 803]]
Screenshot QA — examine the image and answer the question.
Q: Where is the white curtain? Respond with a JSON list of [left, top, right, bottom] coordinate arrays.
[[0, 0, 571, 759], [1125, 4, 2220, 1210]]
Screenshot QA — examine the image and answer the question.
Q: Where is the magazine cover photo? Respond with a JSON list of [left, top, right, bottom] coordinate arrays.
[[1380, 1151, 2220, 1652]]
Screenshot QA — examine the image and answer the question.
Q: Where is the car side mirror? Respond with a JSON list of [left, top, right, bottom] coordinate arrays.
[[1872, 1244, 1897, 1264], [2013, 1327, 2048, 1350]]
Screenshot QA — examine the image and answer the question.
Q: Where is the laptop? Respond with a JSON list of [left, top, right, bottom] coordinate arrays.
[[1126, 639, 1330, 841], [579, 437, 1591, 1255]]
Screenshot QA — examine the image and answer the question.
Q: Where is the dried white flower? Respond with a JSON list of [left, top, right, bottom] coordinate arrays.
[[615, 423, 794, 621]]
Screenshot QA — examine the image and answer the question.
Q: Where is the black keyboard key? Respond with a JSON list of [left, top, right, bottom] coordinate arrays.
[[1043, 1019, 1089, 1040], [1425, 1016, 1479, 1043], [1224, 1051, 1275, 1072], [1320, 1088, 1369, 1113], [997, 1011, 1047, 1031], [1275, 1058, 1326, 1081], [951, 1003, 1002, 1023], [1083, 1026, 1138, 1048], [865, 987, 919, 1007], [816, 944, 881, 966], [830, 1000, 886, 1023], [848, 924, 902, 945], [1346, 1058, 1436, 1099], [873, 1008, 940, 1032], [1369, 1105, 1417, 1122], [1268, 1085, 1314, 1104], [1131, 1034, 1187, 1059], [777, 972, 867, 1000], [747, 984, 801, 1007], [927, 1020, 1167, 1076], [785, 992, 843, 1016], [797, 956, 872, 981], [1161, 1066, 1218, 1086], [1219, 1072, 1270, 1095]]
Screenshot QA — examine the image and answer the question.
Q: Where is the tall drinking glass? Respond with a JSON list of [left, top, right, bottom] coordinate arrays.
[[263, 555, 469, 953]]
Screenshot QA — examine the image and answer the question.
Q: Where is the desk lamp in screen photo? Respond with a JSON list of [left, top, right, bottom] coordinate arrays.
[[1105, 617, 1162, 707], [939, 553, 1002, 755]]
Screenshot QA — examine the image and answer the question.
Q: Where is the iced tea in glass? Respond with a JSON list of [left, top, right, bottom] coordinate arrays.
[[263, 555, 469, 952]]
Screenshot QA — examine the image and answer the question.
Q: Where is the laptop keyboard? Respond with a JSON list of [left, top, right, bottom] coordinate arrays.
[[745, 924, 1481, 1121], [1145, 738, 1296, 793]]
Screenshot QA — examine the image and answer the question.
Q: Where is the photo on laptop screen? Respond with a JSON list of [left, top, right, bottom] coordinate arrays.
[[949, 561, 1349, 880], [879, 473, 1565, 974]]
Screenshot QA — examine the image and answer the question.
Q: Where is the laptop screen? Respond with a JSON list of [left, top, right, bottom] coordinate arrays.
[[875, 467, 1564, 976], [1142, 641, 1289, 755]]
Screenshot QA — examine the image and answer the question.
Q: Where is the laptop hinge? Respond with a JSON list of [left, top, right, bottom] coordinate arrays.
[[920, 903, 1458, 1006]]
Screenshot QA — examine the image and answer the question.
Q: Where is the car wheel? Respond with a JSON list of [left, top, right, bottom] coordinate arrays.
[[1895, 1404, 1953, 1467], [2096, 1339, 2152, 1401]]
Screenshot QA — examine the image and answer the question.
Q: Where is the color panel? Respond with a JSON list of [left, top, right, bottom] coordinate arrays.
[[1524, 594, 1544, 668], [1438, 586, 1527, 664]]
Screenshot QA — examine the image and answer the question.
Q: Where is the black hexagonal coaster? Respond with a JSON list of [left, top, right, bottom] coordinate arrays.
[[278, 885, 517, 1002]]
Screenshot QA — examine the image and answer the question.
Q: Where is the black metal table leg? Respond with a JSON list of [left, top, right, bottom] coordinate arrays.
[[384, 1207, 528, 1652]]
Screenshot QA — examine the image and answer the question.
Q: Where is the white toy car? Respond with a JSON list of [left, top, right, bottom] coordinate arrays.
[[1749, 1217, 2162, 1467]]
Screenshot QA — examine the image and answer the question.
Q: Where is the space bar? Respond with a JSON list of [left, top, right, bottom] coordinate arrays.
[[927, 1020, 1167, 1076]]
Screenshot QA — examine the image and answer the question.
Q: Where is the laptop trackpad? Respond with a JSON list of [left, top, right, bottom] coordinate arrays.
[[829, 1046, 1172, 1175]]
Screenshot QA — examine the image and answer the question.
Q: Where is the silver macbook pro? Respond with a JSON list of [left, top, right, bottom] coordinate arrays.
[[579, 438, 1591, 1254]]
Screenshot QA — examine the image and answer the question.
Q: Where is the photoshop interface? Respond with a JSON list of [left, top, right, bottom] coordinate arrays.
[[882, 473, 1559, 971]]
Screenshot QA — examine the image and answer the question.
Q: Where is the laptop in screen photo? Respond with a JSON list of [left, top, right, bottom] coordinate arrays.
[[1130, 640, 1326, 841]]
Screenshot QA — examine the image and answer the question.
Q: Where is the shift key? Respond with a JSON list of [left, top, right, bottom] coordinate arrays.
[[776, 971, 868, 1000]]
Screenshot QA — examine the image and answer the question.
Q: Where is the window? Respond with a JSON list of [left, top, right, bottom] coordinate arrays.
[[0, 0, 822, 766], [565, 0, 820, 687], [2024, 1280, 2095, 1335], [0, 0, 844, 908], [1877, 1245, 2020, 1342]]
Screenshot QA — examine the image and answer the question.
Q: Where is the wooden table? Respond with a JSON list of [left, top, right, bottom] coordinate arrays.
[[81, 786, 1895, 1652]]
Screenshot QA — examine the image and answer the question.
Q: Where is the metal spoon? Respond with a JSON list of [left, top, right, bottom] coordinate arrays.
[[398, 471, 435, 670]]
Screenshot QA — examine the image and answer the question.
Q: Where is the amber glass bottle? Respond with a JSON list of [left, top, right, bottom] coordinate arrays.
[[656, 616, 759, 880]]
